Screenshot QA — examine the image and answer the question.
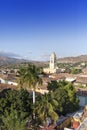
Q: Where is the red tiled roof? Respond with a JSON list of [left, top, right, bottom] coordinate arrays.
[[72, 121, 80, 129]]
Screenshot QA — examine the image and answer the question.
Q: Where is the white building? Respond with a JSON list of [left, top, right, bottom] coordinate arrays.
[[0, 78, 6, 84], [43, 52, 59, 73], [8, 81, 18, 86], [0, 77, 18, 86]]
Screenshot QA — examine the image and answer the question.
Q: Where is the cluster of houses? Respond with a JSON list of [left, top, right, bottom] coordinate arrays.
[[0, 68, 18, 86], [0, 52, 87, 130], [1, 52, 87, 107], [64, 105, 87, 130], [0, 77, 18, 86]]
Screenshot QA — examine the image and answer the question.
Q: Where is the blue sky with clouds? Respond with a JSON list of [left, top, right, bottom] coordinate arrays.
[[0, 0, 87, 61]]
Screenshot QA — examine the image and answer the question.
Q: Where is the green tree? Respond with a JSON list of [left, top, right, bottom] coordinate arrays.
[[18, 64, 42, 104], [47, 81, 58, 91], [63, 83, 79, 114], [0, 88, 32, 123], [71, 68, 82, 74], [47, 80, 79, 115], [17, 66, 27, 87], [47, 80, 67, 91], [1, 108, 27, 130], [34, 93, 58, 125]]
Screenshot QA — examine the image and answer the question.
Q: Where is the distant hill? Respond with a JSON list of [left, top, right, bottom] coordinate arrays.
[[0, 55, 47, 67], [1, 52, 87, 66], [58, 55, 87, 63], [0, 51, 48, 67], [0, 56, 27, 66]]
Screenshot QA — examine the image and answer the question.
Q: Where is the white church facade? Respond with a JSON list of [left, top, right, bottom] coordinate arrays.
[[43, 52, 59, 73]]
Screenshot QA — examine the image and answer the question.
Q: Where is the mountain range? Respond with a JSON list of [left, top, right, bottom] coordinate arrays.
[[0, 52, 47, 66], [57, 55, 87, 63], [0, 56, 27, 66], [0, 51, 87, 66]]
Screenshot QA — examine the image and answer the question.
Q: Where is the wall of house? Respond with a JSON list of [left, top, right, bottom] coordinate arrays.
[[0, 78, 6, 84]]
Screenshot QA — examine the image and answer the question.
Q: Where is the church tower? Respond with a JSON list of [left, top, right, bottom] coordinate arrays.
[[49, 52, 56, 70]]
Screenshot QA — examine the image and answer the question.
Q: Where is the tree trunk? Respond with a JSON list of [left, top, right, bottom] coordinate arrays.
[[33, 90, 35, 104], [33, 90, 35, 119]]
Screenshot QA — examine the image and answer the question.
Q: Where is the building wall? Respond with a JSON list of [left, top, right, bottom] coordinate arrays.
[[0, 78, 6, 84]]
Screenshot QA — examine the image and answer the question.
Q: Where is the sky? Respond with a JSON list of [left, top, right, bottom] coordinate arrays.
[[0, 0, 87, 61]]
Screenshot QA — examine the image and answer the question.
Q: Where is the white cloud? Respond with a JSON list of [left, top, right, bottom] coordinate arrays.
[[40, 54, 50, 59], [34, 53, 50, 61], [0, 50, 21, 59]]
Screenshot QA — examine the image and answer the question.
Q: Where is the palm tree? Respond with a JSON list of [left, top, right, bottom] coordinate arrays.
[[17, 66, 27, 88], [18, 64, 42, 104]]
